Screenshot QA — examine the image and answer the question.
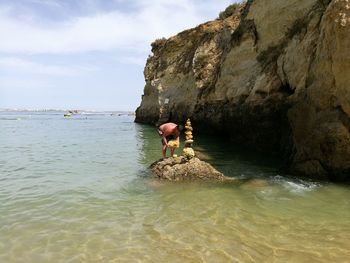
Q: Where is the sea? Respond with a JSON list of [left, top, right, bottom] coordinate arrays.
[[1, 111, 349, 262]]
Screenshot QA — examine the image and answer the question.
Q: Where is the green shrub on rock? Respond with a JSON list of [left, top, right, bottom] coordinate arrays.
[[151, 37, 167, 51], [218, 3, 240, 20]]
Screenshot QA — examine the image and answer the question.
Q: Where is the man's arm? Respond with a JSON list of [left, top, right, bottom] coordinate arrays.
[[158, 128, 168, 146], [162, 135, 168, 146]]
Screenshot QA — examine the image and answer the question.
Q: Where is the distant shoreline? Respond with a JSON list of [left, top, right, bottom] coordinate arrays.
[[0, 109, 135, 114]]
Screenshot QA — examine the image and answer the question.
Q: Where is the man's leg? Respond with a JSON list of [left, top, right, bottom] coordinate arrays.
[[162, 145, 167, 158], [170, 147, 175, 157]]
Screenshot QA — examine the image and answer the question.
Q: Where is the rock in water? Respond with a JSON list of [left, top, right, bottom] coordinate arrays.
[[150, 156, 228, 181]]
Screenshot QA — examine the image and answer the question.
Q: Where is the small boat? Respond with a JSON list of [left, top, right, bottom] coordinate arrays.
[[64, 113, 72, 117]]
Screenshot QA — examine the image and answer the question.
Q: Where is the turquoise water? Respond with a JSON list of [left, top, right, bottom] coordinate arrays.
[[1, 111, 349, 262]]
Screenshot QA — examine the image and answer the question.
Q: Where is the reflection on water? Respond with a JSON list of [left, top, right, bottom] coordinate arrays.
[[0, 112, 349, 262]]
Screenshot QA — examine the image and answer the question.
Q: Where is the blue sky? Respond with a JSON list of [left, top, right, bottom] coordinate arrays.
[[0, 0, 233, 111]]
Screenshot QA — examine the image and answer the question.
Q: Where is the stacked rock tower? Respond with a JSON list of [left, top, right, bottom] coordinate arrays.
[[183, 119, 195, 160]]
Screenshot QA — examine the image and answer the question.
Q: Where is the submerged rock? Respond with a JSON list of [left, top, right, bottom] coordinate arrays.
[[150, 156, 229, 181]]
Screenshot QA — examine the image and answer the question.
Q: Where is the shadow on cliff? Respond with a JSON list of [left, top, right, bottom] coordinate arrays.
[[135, 122, 283, 179]]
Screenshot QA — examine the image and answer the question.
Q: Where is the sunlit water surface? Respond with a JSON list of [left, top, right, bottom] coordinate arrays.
[[0, 112, 349, 262]]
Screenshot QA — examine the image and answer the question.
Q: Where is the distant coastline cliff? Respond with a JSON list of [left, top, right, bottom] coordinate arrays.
[[135, 0, 350, 181]]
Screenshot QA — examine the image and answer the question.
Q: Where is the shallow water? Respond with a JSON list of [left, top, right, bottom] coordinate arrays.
[[1, 112, 349, 262]]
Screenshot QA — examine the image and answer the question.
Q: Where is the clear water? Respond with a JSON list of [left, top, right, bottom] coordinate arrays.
[[1, 112, 349, 262]]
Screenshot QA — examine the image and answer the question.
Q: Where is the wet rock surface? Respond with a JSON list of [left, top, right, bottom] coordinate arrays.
[[150, 157, 230, 181]]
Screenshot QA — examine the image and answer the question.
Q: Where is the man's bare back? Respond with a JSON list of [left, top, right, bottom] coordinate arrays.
[[158, 123, 180, 158]]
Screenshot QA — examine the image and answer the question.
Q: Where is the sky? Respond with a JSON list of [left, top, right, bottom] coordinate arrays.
[[0, 0, 233, 111]]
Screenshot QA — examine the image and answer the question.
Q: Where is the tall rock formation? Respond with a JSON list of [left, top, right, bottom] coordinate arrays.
[[135, 0, 350, 181]]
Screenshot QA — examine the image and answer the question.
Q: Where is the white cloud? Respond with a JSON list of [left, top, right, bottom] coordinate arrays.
[[0, 0, 232, 54], [0, 0, 234, 110], [0, 77, 52, 89], [26, 0, 62, 8], [0, 57, 97, 76], [119, 56, 146, 66]]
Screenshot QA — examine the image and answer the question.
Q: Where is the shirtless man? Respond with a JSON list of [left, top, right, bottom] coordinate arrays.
[[158, 122, 180, 158]]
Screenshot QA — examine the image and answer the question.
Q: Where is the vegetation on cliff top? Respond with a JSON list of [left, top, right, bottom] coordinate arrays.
[[217, 2, 242, 20], [151, 37, 167, 51]]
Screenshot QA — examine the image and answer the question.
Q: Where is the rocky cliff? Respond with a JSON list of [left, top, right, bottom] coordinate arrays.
[[135, 0, 350, 181]]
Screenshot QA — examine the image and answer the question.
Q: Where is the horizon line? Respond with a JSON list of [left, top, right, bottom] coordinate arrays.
[[0, 108, 135, 112]]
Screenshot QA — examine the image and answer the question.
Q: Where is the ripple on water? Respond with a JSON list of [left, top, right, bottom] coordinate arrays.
[[1, 113, 350, 262]]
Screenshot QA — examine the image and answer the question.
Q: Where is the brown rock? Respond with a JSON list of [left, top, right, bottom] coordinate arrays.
[[150, 157, 230, 181]]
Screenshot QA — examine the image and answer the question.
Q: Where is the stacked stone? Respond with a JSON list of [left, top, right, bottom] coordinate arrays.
[[184, 119, 193, 146], [183, 119, 195, 160]]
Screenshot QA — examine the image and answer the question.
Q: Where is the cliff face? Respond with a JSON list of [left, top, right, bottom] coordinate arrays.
[[135, 0, 350, 181]]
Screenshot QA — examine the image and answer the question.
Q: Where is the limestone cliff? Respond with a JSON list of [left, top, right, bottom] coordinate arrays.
[[135, 0, 350, 181]]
